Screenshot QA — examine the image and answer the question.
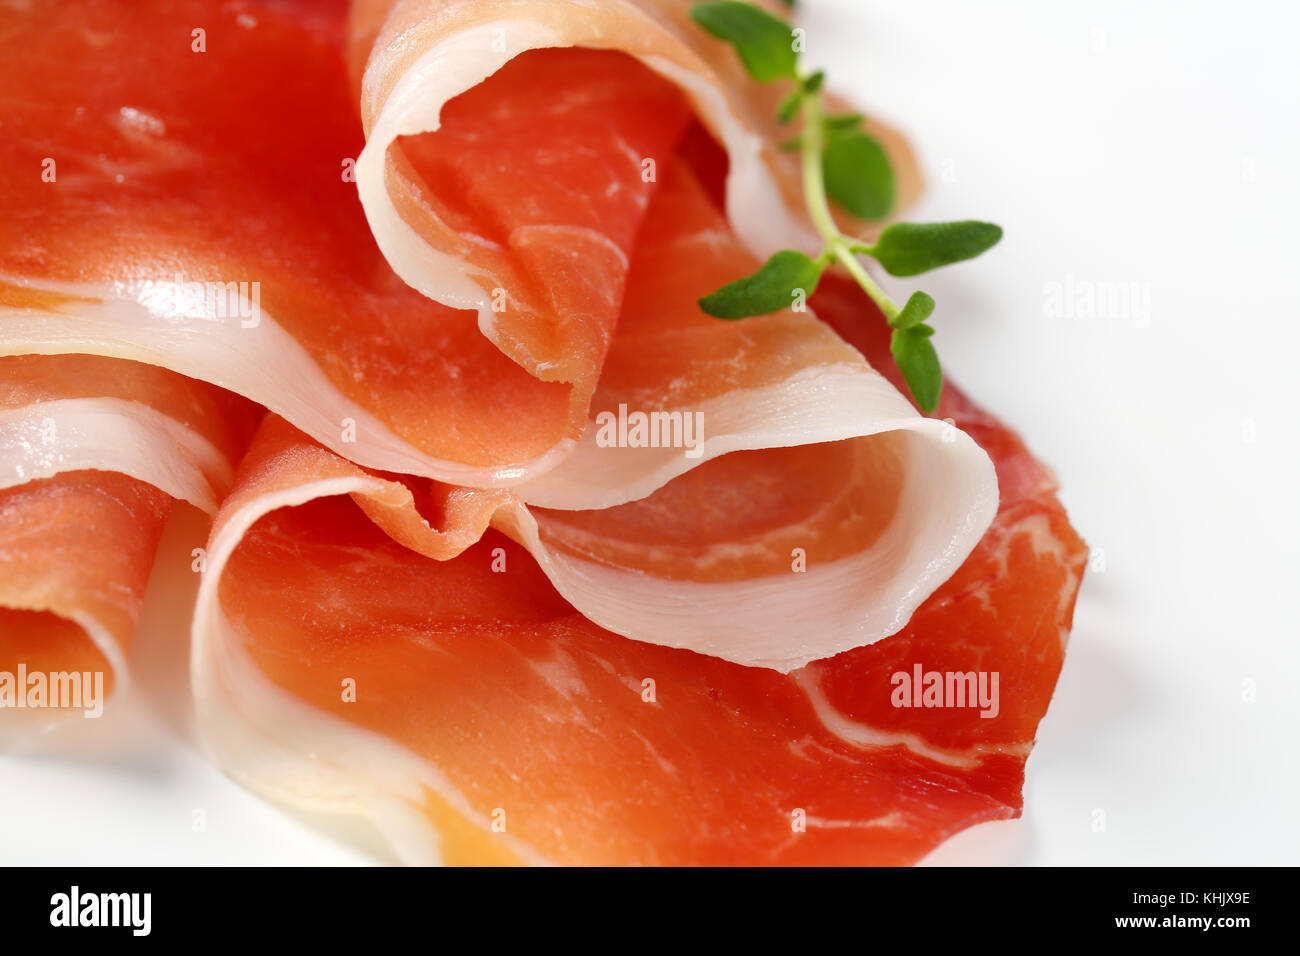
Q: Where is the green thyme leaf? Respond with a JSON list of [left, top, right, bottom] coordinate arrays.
[[690, 2, 800, 81], [698, 250, 824, 319], [891, 323, 942, 412], [890, 290, 936, 330], [777, 91, 803, 123], [690, 1, 996, 419], [824, 112, 865, 134], [865, 221, 1003, 277], [822, 130, 894, 220]]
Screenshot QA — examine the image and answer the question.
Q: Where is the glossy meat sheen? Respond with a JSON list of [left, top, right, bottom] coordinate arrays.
[[0, 0, 573, 473], [0, 0, 1084, 864], [347, 0, 929, 490], [1, 0, 997, 670], [529, 162, 909, 582], [214, 331, 1084, 862], [191, 156, 996, 672], [348, 0, 924, 256], [1, 0, 950, 506]]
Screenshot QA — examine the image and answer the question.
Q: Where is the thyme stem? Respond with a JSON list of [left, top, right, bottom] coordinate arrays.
[[798, 84, 900, 324]]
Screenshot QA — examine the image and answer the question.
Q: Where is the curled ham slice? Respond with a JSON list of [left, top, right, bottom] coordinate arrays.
[[0, 355, 257, 727], [0, 0, 1087, 865], [508, 163, 996, 668], [348, 0, 921, 271], [0, 0, 913, 489], [349, 0, 921, 428], [190, 301, 1084, 864], [0, 354, 254, 512], [0, 472, 167, 730], [0, 0, 575, 485], [0, 0, 998, 667]]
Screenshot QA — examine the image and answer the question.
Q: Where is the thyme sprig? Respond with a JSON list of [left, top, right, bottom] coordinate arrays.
[[691, 1, 1002, 412]]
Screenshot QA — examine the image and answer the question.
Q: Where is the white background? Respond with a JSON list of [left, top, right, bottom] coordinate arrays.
[[2, 0, 1297, 865]]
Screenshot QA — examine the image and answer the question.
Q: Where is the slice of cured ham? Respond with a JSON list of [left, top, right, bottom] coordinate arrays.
[[0, 0, 1087, 866], [0, 354, 255, 512], [348, 0, 922, 271], [349, 0, 922, 428], [0, 0, 999, 667], [358, 45, 694, 420], [190, 283, 1085, 864], [0, 471, 167, 726], [0, 0, 575, 485], [507, 162, 997, 668], [177, 154, 996, 673], [0, 355, 257, 726], [0, 0, 917, 490]]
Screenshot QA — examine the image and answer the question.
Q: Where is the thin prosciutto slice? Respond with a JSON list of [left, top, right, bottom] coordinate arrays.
[[0, 0, 925, 497], [0, 0, 720, 480], [348, 0, 921, 280], [504, 162, 996, 668], [0, 355, 256, 725], [0, 472, 167, 726], [348, 0, 923, 458], [0, 0, 576, 484], [190, 285, 1085, 864], [0, 354, 254, 512], [187, 157, 996, 673], [0, 0, 1088, 866], [357, 45, 694, 420], [0, 0, 999, 667]]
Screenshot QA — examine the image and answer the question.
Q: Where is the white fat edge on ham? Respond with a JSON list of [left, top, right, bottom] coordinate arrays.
[[792, 667, 1032, 770], [200, 421, 993, 671], [0, 396, 231, 513], [190, 475, 552, 867], [187, 462, 991, 863], [503, 424, 995, 672], [347, 2, 999, 663], [0, 269, 999, 672], [352, 4, 817, 343], [0, 384, 237, 725], [508, 362, 997, 670], [0, 274, 576, 487]]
